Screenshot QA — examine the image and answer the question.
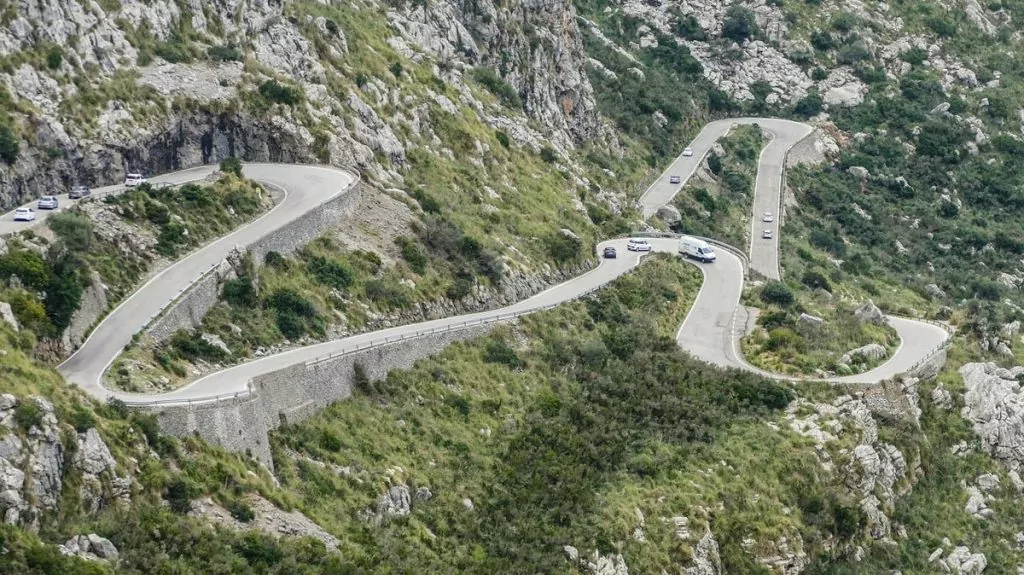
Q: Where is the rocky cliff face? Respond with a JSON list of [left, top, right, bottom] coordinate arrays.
[[0, 394, 135, 528], [0, 0, 606, 208]]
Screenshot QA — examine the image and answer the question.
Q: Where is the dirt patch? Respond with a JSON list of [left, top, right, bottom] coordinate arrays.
[[190, 494, 340, 549], [329, 188, 415, 265]]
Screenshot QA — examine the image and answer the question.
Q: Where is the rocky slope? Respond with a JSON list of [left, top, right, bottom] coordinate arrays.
[[0, 0, 610, 207]]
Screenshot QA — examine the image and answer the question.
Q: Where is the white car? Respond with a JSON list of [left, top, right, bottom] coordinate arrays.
[[124, 173, 147, 187], [762, 212, 773, 223], [683, 147, 694, 157], [14, 208, 36, 222], [627, 238, 653, 252], [763, 229, 773, 239], [669, 175, 681, 184]]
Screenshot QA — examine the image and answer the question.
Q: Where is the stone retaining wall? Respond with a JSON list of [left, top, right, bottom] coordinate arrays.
[[152, 323, 496, 468], [146, 179, 361, 342]]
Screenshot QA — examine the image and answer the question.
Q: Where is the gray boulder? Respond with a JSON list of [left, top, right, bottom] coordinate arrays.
[[840, 343, 887, 366], [799, 313, 824, 327], [59, 534, 119, 561], [374, 485, 411, 518], [854, 301, 887, 325], [657, 205, 682, 225], [925, 283, 947, 299], [0, 302, 19, 331]]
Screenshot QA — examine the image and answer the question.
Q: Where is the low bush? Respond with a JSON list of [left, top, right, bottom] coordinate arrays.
[[472, 67, 522, 109], [760, 281, 795, 306], [396, 236, 428, 274], [258, 80, 303, 106]]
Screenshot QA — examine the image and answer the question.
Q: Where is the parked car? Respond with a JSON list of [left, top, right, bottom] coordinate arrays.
[[37, 196, 58, 210], [603, 246, 617, 259], [669, 175, 681, 184], [683, 147, 694, 157], [14, 208, 35, 221], [762, 212, 773, 222], [124, 173, 147, 187], [763, 229, 773, 239], [69, 185, 92, 199], [627, 238, 653, 252]]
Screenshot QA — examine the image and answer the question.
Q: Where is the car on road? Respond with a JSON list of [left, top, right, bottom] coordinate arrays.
[[37, 196, 58, 210], [669, 175, 681, 184], [603, 246, 617, 259], [679, 236, 717, 263], [683, 147, 694, 157], [69, 185, 92, 199], [627, 238, 653, 252], [14, 208, 35, 222], [762, 212, 773, 222], [124, 173, 147, 187], [763, 229, 773, 239]]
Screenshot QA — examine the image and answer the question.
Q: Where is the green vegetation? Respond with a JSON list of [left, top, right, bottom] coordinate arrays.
[[102, 176, 269, 258], [741, 280, 900, 376]]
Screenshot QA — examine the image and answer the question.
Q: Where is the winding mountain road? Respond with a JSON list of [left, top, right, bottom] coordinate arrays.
[[41, 119, 948, 404]]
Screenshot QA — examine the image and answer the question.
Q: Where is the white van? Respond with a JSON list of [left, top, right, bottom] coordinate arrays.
[[124, 173, 147, 187], [679, 236, 717, 263]]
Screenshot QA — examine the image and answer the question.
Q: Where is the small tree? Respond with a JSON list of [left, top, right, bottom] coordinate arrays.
[[220, 156, 243, 177], [760, 281, 795, 306], [721, 7, 758, 42]]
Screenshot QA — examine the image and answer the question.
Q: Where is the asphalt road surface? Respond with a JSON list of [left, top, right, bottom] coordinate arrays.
[[53, 121, 950, 405]]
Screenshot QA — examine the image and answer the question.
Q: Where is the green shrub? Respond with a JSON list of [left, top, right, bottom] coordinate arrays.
[[811, 67, 829, 81], [43, 250, 85, 333], [222, 276, 258, 307], [0, 250, 50, 291], [495, 130, 511, 148], [539, 146, 558, 163], [764, 327, 801, 351], [396, 236, 428, 274], [169, 330, 229, 362], [926, 15, 958, 37], [794, 92, 823, 118], [0, 122, 17, 164], [13, 400, 42, 431], [264, 251, 287, 269], [7, 291, 48, 334], [219, 157, 243, 177], [801, 270, 832, 292], [721, 6, 758, 42], [68, 407, 96, 432], [447, 277, 473, 300], [307, 255, 355, 290], [145, 201, 170, 225], [45, 45, 63, 69], [227, 499, 255, 523], [472, 67, 522, 109], [830, 11, 859, 32], [836, 41, 872, 65], [484, 338, 524, 369], [48, 211, 94, 250], [208, 44, 242, 62], [390, 61, 404, 77], [548, 231, 582, 263], [760, 281, 795, 306], [707, 152, 723, 175], [364, 279, 411, 309], [268, 288, 317, 317], [673, 13, 708, 40], [154, 38, 192, 63], [165, 478, 196, 514], [258, 80, 303, 106], [410, 190, 442, 214]]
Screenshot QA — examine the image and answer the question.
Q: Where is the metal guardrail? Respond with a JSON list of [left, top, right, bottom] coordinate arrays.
[[129, 270, 611, 408]]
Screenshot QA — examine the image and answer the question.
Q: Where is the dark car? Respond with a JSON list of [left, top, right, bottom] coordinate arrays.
[[68, 185, 92, 199], [603, 246, 617, 259]]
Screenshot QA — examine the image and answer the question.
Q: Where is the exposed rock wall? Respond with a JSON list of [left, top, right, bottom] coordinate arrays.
[[146, 178, 362, 343], [152, 323, 497, 468]]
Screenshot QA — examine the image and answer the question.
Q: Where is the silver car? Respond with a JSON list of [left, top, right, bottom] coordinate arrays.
[[69, 186, 92, 199], [37, 196, 58, 210]]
